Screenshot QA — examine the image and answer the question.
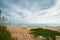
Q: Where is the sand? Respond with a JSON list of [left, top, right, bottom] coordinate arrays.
[[7, 26, 60, 40]]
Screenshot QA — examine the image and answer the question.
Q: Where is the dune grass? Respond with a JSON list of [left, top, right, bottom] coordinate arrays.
[[29, 28, 60, 40], [0, 25, 18, 40]]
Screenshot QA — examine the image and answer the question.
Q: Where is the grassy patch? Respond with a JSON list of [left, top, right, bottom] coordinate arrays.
[[29, 28, 60, 40], [0, 25, 18, 40]]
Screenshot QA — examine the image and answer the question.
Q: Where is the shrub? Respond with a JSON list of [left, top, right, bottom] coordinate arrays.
[[0, 25, 7, 29], [29, 28, 60, 40], [0, 25, 16, 40]]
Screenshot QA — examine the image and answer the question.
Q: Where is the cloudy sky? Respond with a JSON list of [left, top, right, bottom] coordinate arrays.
[[0, 0, 60, 24]]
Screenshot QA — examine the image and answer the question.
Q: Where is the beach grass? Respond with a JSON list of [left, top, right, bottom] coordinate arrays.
[[29, 28, 60, 40]]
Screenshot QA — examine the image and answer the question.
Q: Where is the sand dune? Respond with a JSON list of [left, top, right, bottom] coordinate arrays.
[[7, 26, 60, 40]]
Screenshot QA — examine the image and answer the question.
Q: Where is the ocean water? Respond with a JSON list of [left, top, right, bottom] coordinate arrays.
[[0, 22, 60, 27], [3, 23, 60, 27]]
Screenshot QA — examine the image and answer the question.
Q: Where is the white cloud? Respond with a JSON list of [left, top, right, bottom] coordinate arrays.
[[1, 0, 60, 24], [26, 0, 60, 24]]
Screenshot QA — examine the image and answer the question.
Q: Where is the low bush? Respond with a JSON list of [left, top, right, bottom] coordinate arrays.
[[0, 25, 7, 29], [0, 25, 17, 40], [29, 28, 60, 40]]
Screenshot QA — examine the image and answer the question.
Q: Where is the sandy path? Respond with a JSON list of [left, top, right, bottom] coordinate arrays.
[[7, 26, 34, 40]]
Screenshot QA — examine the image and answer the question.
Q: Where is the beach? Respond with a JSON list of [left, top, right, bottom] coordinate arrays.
[[6, 26, 60, 40]]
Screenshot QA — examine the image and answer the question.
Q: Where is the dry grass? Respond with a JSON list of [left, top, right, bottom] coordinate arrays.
[[7, 26, 60, 40]]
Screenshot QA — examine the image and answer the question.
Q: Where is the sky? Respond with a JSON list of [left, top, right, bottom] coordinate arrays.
[[0, 0, 60, 24]]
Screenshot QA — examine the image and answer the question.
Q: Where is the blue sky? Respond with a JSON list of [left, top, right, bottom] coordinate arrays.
[[0, 0, 60, 24]]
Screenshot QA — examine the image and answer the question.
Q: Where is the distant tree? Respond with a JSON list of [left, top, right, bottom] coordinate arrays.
[[0, 10, 1, 19], [0, 10, 7, 24], [0, 10, 1, 15]]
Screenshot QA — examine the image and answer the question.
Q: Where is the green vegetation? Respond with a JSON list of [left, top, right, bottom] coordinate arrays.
[[29, 28, 60, 40], [0, 25, 18, 40]]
